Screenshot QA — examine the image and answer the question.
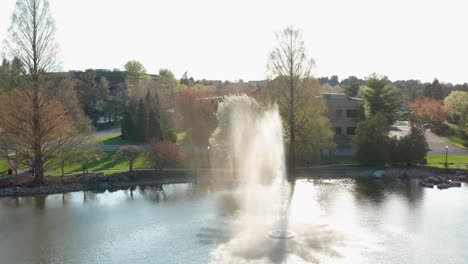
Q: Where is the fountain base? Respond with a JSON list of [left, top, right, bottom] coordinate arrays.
[[269, 230, 295, 239]]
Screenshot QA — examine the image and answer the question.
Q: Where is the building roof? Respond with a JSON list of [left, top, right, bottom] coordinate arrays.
[[323, 93, 362, 101]]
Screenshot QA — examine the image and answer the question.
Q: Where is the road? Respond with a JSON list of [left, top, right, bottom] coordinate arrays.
[[425, 130, 468, 156]]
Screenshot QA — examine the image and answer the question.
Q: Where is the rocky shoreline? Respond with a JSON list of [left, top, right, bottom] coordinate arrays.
[[1, 167, 467, 198], [0, 171, 194, 198], [298, 167, 468, 190]]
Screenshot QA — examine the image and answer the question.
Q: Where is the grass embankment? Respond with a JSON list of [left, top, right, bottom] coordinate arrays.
[[425, 155, 468, 169], [88, 132, 186, 146], [0, 160, 8, 176], [87, 134, 144, 145], [49, 151, 152, 176], [442, 135, 468, 149]]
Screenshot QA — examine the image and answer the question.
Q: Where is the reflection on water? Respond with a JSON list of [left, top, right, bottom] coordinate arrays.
[[1, 178, 468, 264]]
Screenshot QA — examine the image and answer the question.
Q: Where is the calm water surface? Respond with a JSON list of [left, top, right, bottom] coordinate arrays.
[[1, 178, 468, 264]]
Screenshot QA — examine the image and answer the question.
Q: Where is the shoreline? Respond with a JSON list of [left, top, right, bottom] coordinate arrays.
[[1, 167, 467, 198]]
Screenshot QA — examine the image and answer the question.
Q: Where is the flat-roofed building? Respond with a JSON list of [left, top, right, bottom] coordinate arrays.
[[323, 93, 363, 147]]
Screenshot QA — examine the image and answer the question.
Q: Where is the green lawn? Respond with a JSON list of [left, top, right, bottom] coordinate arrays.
[[442, 135, 468, 149], [0, 159, 8, 176], [88, 134, 144, 146], [334, 155, 356, 164], [177, 132, 186, 143], [89, 132, 187, 146], [425, 155, 468, 169], [49, 151, 152, 176]]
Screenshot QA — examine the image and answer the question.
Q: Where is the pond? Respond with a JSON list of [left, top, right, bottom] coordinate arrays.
[[1, 178, 467, 264]]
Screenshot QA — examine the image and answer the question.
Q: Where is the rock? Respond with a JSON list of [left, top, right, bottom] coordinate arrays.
[[97, 182, 110, 190], [458, 175, 467, 182], [437, 183, 451, 189], [373, 170, 385, 178], [451, 181, 462, 188], [427, 176, 441, 184], [456, 171, 464, 176], [399, 171, 409, 179], [420, 181, 434, 188], [118, 175, 130, 182]]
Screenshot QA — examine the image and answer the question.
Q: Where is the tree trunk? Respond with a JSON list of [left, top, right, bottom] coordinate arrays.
[[288, 75, 296, 178], [129, 161, 133, 172], [31, 2, 45, 186]]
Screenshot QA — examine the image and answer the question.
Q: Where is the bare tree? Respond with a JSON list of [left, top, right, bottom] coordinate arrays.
[[267, 26, 315, 175], [3, 0, 63, 184]]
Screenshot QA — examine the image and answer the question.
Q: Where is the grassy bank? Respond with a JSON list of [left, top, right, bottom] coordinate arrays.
[[89, 132, 186, 146], [49, 151, 152, 176], [425, 155, 468, 169], [442, 135, 468, 149], [0, 160, 7, 176]]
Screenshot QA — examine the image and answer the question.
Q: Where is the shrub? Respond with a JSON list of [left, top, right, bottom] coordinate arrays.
[[147, 140, 182, 170], [352, 113, 390, 165], [390, 126, 429, 165], [115, 145, 142, 172]]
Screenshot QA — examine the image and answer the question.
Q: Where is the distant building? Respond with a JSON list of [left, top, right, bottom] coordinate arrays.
[[323, 93, 363, 147]]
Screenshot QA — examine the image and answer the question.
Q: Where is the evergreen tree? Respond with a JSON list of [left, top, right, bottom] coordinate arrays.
[[352, 113, 390, 165], [121, 102, 135, 140], [360, 74, 403, 126], [147, 107, 163, 141], [423, 79, 444, 100], [135, 99, 147, 140]]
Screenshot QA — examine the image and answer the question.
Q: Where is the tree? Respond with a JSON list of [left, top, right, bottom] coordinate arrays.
[[175, 89, 217, 150], [410, 97, 449, 122], [4, 0, 70, 184], [0, 57, 24, 93], [444, 91, 468, 116], [147, 140, 182, 170], [115, 145, 142, 172], [76, 70, 110, 125], [0, 89, 75, 180], [360, 74, 403, 126], [352, 113, 390, 165], [266, 26, 332, 174], [329, 75, 339, 87], [391, 125, 429, 165], [344, 83, 360, 97], [121, 101, 136, 140], [423, 78, 444, 100], [124, 60, 149, 88], [209, 94, 261, 148], [74, 148, 103, 175], [145, 90, 163, 141], [135, 99, 147, 140]]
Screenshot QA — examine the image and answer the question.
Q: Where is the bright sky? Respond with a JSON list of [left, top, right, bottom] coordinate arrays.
[[1, 0, 467, 83]]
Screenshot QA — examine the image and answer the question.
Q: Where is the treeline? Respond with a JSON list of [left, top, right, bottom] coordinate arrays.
[[122, 90, 175, 142], [318, 75, 468, 101], [349, 75, 429, 165]]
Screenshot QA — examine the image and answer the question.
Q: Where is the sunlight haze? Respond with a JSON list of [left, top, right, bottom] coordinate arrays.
[[1, 0, 467, 83]]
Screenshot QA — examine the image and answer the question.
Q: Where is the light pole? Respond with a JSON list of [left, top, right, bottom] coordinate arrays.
[[445, 145, 449, 168]]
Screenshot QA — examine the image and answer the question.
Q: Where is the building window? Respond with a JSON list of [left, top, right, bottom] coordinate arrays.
[[335, 127, 342, 135], [335, 109, 342, 118], [346, 127, 356, 135], [346, 109, 358, 118]]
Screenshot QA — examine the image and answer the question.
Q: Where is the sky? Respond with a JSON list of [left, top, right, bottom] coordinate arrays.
[[0, 0, 467, 83]]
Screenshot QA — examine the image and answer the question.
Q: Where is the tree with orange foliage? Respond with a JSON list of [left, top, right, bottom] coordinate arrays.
[[0, 89, 77, 183], [410, 97, 449, 122], [147, 140, 182, 170], [3, 0, 76, 185]]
